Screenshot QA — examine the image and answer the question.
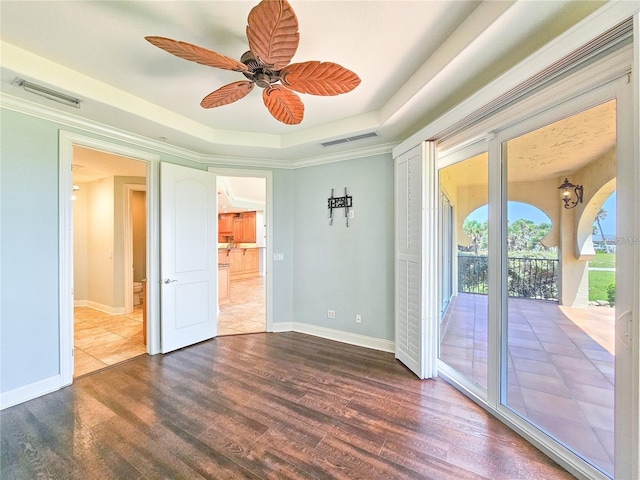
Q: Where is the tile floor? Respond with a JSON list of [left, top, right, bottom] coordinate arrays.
[[440, 293, 615, 475], [218, 275, 266, 335], [75, 276, 266, 377], [74, 305, 146, 378]]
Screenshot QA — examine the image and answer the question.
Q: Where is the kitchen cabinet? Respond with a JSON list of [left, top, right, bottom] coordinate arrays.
[[217, 211, 257, 243], [241, 211, 256, 243], [218, 213, 235, 242], [218, 264, 230, 304], [228, 249, 245, 276], [233, 216, 243, 241], [243, 247, 259, 275], [219, 247, 261, 279]]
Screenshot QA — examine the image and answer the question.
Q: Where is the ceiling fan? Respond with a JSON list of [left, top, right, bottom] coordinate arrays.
[[146, 0, 360, 125]]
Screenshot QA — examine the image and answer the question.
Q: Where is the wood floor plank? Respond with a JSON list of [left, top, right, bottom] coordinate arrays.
[[1, 332, 576, 479]]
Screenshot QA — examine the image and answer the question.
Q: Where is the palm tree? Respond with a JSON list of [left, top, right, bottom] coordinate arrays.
[[594, 208, 610, 253], [463, 220, 486, 255]]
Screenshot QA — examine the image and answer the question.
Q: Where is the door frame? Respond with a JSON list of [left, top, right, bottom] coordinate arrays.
[[59, 131, 160, 387], [123, 184, 147, 314], [433, 59, 636, 480], [208, 167, 274, 332]]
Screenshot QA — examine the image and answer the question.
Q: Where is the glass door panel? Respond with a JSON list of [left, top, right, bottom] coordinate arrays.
[[439, 153, 489, 388], [503, 100, 616, 476]]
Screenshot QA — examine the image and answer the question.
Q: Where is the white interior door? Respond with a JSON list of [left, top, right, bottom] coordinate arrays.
[[160, 162, 217, 353]]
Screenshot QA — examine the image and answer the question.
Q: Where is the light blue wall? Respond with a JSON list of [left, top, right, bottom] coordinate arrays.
[[1, 110, 61, 391], [272, 168, 295, 325], [293, 154, 395, 340], [0, 108, 301, 395], [0, 107, 392, 398]]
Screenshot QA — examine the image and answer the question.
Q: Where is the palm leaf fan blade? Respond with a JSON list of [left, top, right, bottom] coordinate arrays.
[[246, 0, 299, 69], [262, 86, 304, 124], [281, 61, 361, 95], [145, 36, 248, 72], [201, 81, 255, 108]]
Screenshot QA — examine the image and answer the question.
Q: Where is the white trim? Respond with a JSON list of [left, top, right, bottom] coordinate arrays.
[[394, 1, 639, 158], [0, 375, 61, 410], [74, 300, 125, 316], [59, 131, 161, 391], [208, 167, 274, 334], [291, 142, 397, 169], [2, 93, 395, 170], [291, 322, 395, 353], [272, 322, 294, 333]]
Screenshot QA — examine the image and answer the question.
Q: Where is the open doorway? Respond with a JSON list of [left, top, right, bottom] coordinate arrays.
[[72, 146, 148, 377], [216, 175, 267, 335]]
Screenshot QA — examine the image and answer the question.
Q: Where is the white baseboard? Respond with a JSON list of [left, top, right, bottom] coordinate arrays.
[[74, 300, 125, 315], [0, 375, 61, 410], [289, 322, 395, 353], [272, 322, 294, 332]]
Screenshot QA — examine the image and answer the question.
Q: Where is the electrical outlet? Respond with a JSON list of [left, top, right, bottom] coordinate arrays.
[[273, 252, 284, 261], [349, 210, 355, 219], [356, 314, 362, 324], [328, 309, 336, 319]]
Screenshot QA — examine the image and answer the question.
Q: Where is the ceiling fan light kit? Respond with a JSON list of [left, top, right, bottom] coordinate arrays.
[[146, 0, 360, 125]]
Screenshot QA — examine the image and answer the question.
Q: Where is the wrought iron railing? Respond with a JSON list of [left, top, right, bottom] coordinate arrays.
[[458, 255, 558, 301]]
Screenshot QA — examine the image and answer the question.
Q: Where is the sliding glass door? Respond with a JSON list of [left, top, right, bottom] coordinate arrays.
[[437, 83, 633, 478], [501, 100, 617, 476], [439, 152, 489, 392]]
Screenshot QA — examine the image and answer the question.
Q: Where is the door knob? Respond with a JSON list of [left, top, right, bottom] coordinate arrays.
[[163, 278, 177, 284]]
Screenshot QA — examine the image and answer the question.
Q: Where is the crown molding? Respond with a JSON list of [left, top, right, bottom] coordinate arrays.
[[1, 93, 202, 163], [292, 142, 397, 169], [2, 92, 396, 169]]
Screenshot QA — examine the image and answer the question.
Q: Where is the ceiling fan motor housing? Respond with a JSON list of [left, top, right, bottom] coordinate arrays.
[[241, 51, 280, 88]]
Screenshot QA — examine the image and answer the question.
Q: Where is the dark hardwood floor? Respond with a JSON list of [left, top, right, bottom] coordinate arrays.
[[1, 332, 575, 479]]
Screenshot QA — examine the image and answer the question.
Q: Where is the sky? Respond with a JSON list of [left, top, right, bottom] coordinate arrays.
[[466, 192, 617, 235]]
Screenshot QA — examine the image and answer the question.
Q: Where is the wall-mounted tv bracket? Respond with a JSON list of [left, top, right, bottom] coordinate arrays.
[[328, 187, 353, 227]]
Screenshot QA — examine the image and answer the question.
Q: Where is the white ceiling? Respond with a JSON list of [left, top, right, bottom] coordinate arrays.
[[0, 1, 603, 163]]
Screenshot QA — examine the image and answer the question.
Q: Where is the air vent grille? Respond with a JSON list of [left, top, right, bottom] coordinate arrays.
[[321, 131, 378, 147]]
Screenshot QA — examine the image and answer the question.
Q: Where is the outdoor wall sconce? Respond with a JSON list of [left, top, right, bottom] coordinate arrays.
[[558, 178, 583, 209]]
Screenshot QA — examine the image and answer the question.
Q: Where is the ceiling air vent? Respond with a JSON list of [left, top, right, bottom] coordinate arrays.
[[321, 131, 378, 147]]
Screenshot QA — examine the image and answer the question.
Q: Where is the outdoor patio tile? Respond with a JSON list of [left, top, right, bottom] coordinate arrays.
[[471, 362, 487, 387], [591, 360, 614, 378], [541, 342, 584, 358], [443, 293, 616, 474], [593, 427, 615, 464], [571, 336, 606, 351], [507, 329, 539, 340], [441, 334, 474, 348], [582, 347, 614, 363], [508, 322, 534, 333], [508, 345, 550, 362], [577, 401, 614, 432], [511, 356, 561, 377], [526, 409, 613, 469], [570, 383, 614, 409], [520, 388, 587, 425], [558, 366, 612, 389], [535, 332, 576, 346], [507, 336, 545, 351], [506, 385, 527, 415], [550, 354, 603, 373], [515, 370, 571, 398]]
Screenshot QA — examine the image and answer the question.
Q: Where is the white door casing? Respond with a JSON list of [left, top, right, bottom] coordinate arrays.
[[395, 143, 438, 379], [160, 162, 217, 353]]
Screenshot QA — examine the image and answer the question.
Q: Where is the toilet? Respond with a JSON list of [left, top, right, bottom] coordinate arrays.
[[133, 281, 144, 306]]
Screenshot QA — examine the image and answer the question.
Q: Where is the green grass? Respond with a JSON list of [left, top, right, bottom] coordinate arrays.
[[589, 270, 615, 301], [590, 252, 616, 268]]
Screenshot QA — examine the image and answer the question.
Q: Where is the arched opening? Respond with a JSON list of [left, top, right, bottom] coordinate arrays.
[[458, 202, 557, 300]]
